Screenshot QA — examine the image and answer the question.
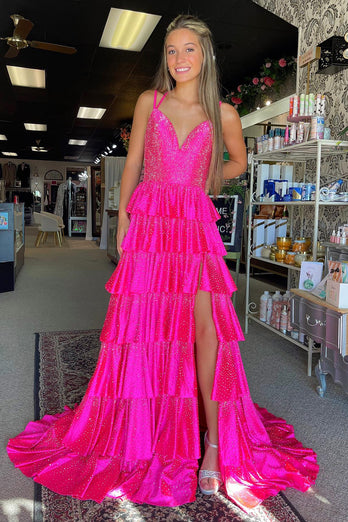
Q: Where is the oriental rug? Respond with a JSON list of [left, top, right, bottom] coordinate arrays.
[[33, 330, 306, 522]]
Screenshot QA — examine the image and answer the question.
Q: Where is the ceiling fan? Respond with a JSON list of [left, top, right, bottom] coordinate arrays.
[[1, 14, 77, 58], [31, 139, 50, 153]]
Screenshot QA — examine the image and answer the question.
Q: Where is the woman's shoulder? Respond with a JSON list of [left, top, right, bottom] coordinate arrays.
[[220, 102, 242, 126]]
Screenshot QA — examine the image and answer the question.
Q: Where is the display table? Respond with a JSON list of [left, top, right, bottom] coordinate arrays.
[[291, 288, 348, 397], [0, 202, 25, 292], [106, 209, 119, 264]]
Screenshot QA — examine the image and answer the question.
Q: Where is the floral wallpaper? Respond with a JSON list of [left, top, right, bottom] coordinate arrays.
[[253, 0, 348, 245]]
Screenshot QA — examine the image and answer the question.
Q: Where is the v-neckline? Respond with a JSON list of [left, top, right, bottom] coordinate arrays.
[[155, 108, 210, 150]]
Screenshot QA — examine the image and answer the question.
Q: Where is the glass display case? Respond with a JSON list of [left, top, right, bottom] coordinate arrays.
[[0, 202, 25, 292]]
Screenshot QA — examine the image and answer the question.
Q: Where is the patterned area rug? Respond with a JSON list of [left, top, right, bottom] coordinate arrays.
[[34, 330, 306, 522]]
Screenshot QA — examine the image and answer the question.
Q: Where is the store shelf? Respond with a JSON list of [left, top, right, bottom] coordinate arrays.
[[254, 139, 348, 161], [251, 199, 348, 206], [246, 136, 346, 375], [248, 315, 320, 354], [250, 255, 301, 271]]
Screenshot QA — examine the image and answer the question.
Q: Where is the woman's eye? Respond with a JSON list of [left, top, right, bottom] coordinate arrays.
[[168, 49, 175, 55], [186, 48, 194, 53]]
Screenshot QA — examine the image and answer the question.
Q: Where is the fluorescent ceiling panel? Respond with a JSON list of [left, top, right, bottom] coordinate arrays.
[[100, 8, 161, 51], [0, 135, 7, 140], [77, 107, 106, 119], [2, 152, 18, 156], [24, 123, 47, 131], [7, 65, 45, 88], [69, 139, 87, 146]]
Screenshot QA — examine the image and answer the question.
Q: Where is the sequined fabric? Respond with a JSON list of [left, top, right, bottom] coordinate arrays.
[[7, 91, 318, 510]]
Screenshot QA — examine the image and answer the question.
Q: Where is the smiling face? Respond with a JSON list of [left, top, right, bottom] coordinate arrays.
[[166, 28, 204, 84]]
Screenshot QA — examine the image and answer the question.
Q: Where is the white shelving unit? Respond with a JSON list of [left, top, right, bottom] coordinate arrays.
[[245, 139, 348, 375]]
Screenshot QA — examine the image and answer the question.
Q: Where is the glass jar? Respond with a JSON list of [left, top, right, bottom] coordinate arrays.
[[275, 249, 287, 263], [284, 251, 296, 265], [276, 236, 292, 251], [293, 239, 307, 252], [294, 251, 308, 267], [261, 245, 271, 259]]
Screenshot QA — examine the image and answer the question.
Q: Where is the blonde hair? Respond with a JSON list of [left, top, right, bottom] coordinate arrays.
[[153, 14, 223, 196]]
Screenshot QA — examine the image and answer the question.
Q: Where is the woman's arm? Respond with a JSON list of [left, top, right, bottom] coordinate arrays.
[[221, 103, 247, 180], [117, 90, 154, 255]]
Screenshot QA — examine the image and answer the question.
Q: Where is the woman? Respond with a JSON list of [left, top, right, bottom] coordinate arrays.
[[7, 14, 318, 511]]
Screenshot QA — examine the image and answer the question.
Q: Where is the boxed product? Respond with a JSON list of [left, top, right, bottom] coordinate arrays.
[[256, 163, 269, 198], [275, 219, 287, 238], [269, 164, 281, 180], [280, 165, 294, 185], [252, 219, 265, 256], [264, 219, 276, 245], [326, 279, 348, 308]]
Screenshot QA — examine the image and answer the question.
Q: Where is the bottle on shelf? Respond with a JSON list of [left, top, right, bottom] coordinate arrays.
[[280, 305, 288, 334], [259, 290, 270, 322], [270, 290, 282, 329], [266, 293, 273, 325]]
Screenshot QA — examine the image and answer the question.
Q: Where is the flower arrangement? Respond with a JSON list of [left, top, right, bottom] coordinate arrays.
[[225, 56, 296, 116], [120, 124, 132, 152]]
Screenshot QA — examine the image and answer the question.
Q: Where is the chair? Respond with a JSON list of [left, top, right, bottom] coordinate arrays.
[[33, 212, 63, 247], [41, 211, 65, 239]]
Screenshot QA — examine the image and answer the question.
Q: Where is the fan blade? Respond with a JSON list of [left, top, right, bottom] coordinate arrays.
[[5, 46, 19, 58], [30, 41, 77, 54], [14, 18, 33, 39]]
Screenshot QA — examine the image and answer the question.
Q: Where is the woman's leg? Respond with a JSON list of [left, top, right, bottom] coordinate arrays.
[[194, 289, 220, 491]]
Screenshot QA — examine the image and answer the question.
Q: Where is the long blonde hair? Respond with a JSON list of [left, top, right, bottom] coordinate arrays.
[[153, 14, 223, 196]]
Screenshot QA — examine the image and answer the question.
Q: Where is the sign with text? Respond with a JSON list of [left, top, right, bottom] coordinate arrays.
[[299, 46, 321, 67], [210, 194, 244, 252]]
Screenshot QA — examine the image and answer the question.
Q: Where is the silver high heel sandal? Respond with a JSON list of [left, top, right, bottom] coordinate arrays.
[[198, 432, 222, 495]]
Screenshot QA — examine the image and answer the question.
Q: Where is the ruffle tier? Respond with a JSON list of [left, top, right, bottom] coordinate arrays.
[[126, 181, 220, 222], [7, 397, 200, 506]]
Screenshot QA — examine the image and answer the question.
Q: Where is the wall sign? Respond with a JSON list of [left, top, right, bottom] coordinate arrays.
[[210, 194, 244, 252]]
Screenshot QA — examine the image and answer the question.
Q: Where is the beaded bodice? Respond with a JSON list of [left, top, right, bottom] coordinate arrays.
[[143, 108, 213, 189]]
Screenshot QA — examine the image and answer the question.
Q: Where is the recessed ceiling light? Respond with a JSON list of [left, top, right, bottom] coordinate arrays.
[[100, 8, 161, 52], [2, 151, 18, 157], [0, 135, 7, 140], [6, 66, 45, 88], [64, 155, 80, 160], [77, 107, 106, 119], [68, 139, 88, 146], [24, 123, 47, 131], [31, 146, 48, 152]]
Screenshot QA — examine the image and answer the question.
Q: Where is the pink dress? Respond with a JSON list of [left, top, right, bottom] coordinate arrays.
[[7, 91, 318, 511]]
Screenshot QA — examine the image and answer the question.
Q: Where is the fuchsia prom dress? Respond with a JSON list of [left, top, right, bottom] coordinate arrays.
[[7, 91, 319, 511]]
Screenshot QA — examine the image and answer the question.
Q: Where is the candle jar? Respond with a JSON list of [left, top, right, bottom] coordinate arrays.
[[294, 251, 308, 267], [276, 236, 292, 251], [275, 249, 287, 263], [284, 251, 296, 265], [293, 239, 307, 252]]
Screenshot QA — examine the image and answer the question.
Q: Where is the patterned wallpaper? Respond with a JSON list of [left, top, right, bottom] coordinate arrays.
[[253, 0, 348, 243]]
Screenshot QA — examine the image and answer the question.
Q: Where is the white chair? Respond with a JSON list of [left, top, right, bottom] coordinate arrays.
[[33, 212, 63, 247], [41, 211, 65, 239]]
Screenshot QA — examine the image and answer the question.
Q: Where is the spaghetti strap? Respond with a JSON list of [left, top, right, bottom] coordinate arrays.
[[154, 90, 167, 109]]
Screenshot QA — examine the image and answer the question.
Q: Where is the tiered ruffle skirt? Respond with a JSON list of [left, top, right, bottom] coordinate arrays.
[[7, 181, 318, 510]]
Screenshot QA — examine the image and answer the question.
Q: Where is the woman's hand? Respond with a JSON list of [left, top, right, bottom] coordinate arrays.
[[117, 212, 130, 256]]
